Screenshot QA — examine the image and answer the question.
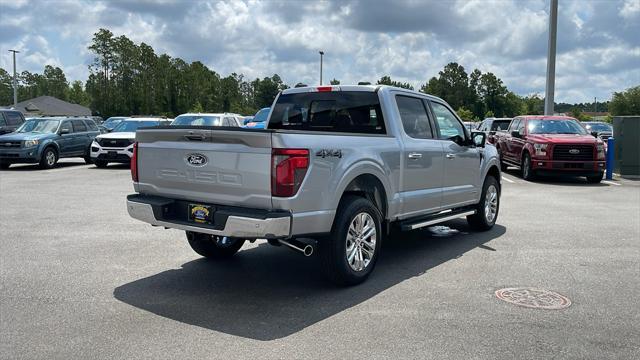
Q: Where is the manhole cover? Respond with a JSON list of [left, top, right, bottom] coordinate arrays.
[[495, 287, 571, 310]]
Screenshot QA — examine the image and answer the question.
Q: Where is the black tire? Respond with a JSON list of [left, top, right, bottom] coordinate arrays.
[[94, 160, 108, 168], [39, 147, 58, 169], [467, 175, 500, 231], [521, 152, 535, 181], [0, 162, 10, 170], [84, 155, 93, 164], [586, 172, 604, 183], [320, 195, 383, 286], [186, 231, 245, 259], [497, 147, 508, 171]]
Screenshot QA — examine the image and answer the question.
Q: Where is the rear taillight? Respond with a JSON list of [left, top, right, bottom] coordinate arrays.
[[271, 148, 309, 197], [131, 142, 138, 182]]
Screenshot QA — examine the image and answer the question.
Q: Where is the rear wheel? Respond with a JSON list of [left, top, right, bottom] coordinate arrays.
[[467, 175, 500, 231], [39, 147, 58, 169], [321, 196, 382, 286], [497, 147, 508, 171], [521, 153, 535, 181], [186, 231, 245, 259], [94, 160, 108, 168], [0, 162, 10, 170], [586, 172, 603, 183]]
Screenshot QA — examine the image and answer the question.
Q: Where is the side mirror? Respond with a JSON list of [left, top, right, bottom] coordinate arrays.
[[590, 131, 599, 138], [511, 130, 520, 138], [472, 131, 487, 147], [60, 128, 70, 135]]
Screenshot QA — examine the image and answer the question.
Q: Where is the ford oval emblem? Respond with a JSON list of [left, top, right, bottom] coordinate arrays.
[[569, 149, 580, 154], [186, 153, 208, 167]]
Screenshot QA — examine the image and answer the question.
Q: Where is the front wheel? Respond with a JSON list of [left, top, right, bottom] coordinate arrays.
[[0, 162, 10, 170], [321, 196, 382, 286], [186, 231, 245, 259], [39, 147, 58, 169], [84, 155, 93, 164], [586, 172, 604, 183], [521, 153, 535, 181], [94, 160, 108, 168], [467, 176, 500, 231]]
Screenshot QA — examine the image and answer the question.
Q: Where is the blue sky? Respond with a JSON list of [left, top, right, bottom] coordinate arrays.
[[1, 0, 639, 103]]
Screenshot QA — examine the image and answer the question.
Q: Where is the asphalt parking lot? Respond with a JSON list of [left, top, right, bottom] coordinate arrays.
[[1, 160, 639, 359]]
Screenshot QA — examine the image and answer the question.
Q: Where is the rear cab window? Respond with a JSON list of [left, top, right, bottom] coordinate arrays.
[[269, 91, 386, 134]]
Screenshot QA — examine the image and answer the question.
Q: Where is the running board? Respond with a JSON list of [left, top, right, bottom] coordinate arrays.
[[400, 210, 476, 231]]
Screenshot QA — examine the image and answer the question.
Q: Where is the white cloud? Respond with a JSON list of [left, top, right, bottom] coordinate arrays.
[[0, 0, 638, 103]]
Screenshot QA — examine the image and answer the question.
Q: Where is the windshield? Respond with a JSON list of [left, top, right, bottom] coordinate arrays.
[[112, 120, 160, 132], [171, 115, 221, 126], [103, 118, 124, 128], [585, 123, 612, 132], [528, 119, 588, 135], [17, 119, 60, 134], [491, 120, 511, 131], [252, 108, 270, 123]]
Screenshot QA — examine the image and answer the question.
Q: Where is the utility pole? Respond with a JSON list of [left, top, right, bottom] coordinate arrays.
[[544, 0, 558, 115], [594, 97, 597, 113], [319, 51, 324, 85], [8, 50, 19, 107]]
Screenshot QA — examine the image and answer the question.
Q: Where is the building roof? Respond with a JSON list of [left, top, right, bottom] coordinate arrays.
[[9, 96, 91, 116]]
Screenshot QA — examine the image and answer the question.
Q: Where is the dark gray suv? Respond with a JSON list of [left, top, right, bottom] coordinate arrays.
[[0, 109, 26, 135]]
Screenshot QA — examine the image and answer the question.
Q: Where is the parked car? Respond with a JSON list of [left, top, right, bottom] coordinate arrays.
[[243, 107, 270, 129], [0, 109, 26, 135], [90, 118, 168, 168], [583, 121, 613, 141], [171, 113, 244, 127], [477, 117, 512, 144], [127, 85, 501, 285], [0, 117, 100, 169], [494, 115, 605, 182], [99, 116, 127, 132]]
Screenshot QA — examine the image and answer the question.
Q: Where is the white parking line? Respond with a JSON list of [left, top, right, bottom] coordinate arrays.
[[602, 180, 621, 186], [501, 176, 515, 183]]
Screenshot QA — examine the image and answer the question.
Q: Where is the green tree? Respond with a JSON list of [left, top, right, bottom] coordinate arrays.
[[0, 68, 13, 105], [421, 63, 471, 111], [330, 78, 340, 85], [377, 75, 414, 90], [456, 107, 474, 120], [67, 80, 90, 106], [189, 100, 204, 113], [609, 86, 640, 115]]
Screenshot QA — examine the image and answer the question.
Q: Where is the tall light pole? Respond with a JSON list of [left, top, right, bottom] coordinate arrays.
[[319, 51, 324, 85], [544, 0, 558, 115], [8, 50, 20, 107]]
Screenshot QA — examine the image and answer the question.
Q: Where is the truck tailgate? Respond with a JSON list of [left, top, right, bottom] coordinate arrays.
[[135, 127, 273, 209]]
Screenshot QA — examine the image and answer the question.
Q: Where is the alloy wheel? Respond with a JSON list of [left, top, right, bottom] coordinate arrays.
[[345, 212, 377, 272]]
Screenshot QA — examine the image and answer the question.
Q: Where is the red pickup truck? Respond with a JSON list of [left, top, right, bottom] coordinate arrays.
[[495, 115, 606, 183]]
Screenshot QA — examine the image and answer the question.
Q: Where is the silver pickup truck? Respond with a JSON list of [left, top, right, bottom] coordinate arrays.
[[127, 85, 501, 285]]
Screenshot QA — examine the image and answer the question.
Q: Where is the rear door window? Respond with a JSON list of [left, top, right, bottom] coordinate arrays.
[[84, 120, 98, 131], [72, 120, 87, 132], [0, 113, 6, 126], [269, 91, 386, 134], [5, 112, 23, 125], [396, 95, 433, 139]]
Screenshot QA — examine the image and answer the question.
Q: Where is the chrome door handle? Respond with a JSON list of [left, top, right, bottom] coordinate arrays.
[[408, 152, 422, 159], [446, 153, 456, 159]]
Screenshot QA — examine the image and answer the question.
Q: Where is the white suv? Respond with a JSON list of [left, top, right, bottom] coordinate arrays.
[[171, 113, 244, 127], [90, 118, 167, 168]]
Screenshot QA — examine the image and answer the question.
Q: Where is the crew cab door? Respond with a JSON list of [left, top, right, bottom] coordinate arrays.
[[395, 95, 444, 217], [510, 118, 527, 162], [429, 101, 481, 207], [57, 120, 76, 155]]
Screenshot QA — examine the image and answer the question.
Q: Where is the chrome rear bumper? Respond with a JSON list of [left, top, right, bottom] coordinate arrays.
[[127, 198, 291, 239]]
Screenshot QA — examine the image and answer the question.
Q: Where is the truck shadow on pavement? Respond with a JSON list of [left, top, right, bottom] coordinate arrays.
[[114, 220, 506, 341]]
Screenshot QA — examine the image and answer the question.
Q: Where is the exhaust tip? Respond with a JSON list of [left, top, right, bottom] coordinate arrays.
[[303, 245, 313, 257]]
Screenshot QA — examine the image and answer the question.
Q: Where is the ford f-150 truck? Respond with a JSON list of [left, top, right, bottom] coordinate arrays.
[[494, 115, 605, 183], [127, 85, 502, 285]]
